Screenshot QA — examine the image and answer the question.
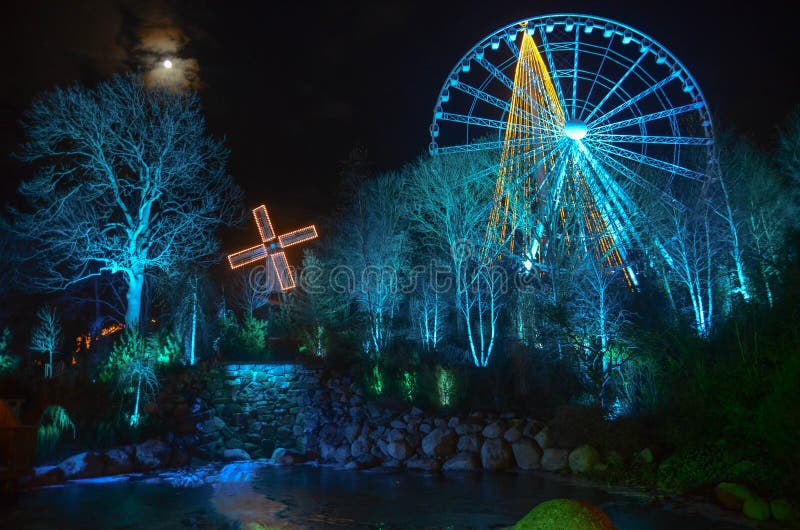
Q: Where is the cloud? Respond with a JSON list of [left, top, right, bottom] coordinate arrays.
[[126, 2, 201, 91]]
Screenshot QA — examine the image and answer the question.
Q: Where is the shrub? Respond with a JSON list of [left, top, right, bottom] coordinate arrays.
[[36, 405, 76, 462]]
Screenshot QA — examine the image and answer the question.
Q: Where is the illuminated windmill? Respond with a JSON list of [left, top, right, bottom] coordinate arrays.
[[227, 205, 318, 291]]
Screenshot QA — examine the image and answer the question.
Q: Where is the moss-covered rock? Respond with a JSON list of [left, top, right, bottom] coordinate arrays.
[[743, 496, 771, 521], [568, 445, 600, 474], [714, 482, 753, 511], [514, 498, 616, 530], [769, 498, 795, 522]]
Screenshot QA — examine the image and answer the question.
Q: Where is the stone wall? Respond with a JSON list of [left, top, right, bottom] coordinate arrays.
[[206, 363, 319, 459]]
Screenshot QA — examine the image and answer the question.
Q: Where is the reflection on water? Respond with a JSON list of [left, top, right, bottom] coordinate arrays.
[[1, 464, 750, 529]]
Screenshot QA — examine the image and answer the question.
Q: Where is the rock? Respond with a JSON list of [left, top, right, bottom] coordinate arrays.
[[334, 445, 350, 464], [390, 420, 406, 429], [442, 452, 481, 471], [533, 427, 550, 449], [457, 433, 483, 453], [447, 417, 460, 428], [770, 498, 795, 522], [541, 448, 569, 472], [568, 445, 600, 474], [715, 482, 752, 511], [481, 438, 513, 471], [22, 465, 65, 488], [419, 423, 432, 434], [136, 439, 170, 469], [743, 496, 771, 521], [348, 455, 382, 470], [197, 415, 226, 433], [421, 427, 458, 457], [503, 426, 522, 443], [455, 422, 483, 435], [522, 420, 545, 439], [350, 437, 371, 458], [406, 456, 441, 471], [482, 421, 504, 439], [343, 422, 361, 443], [388, 428, 405, 442], [514, 499, 616, 530], [222, 449, 251, 462], [104, 447, 134, 475], [385, 440, 413, 461], [319, 442, 337, 462], [512, 439, 542, 470], [58, 452, 105, 479]]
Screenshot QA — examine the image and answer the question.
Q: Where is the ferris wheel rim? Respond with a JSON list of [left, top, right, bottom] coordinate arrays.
[[429, 13, 714, 156]]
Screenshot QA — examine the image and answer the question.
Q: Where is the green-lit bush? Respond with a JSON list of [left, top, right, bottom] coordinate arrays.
[[217, 310, 269, 360], [36, 405, 76, 461], [0, 327, 18, 375]]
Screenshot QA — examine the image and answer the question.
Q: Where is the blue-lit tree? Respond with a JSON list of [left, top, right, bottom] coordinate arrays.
[[334, 172, 411, 356], [29, 306, 62, 378], [11, 74, 242, 329]]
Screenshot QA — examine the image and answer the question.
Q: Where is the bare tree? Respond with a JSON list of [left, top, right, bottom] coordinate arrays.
[[333, 171, 411, 356], [11, 74, 242, 329], [405, 153, 509, 366], [30, 306, 62, 378]]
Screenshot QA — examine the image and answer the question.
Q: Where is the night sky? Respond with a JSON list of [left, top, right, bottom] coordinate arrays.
[[1, 0, 796, 230]]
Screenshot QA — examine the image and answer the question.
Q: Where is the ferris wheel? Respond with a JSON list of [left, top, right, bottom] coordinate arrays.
[[429, 14, 714, 282]]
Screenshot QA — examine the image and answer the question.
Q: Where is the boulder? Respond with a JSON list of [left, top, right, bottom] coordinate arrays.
[[58, 452, 105, 479], [333, 444, 350, 464], [514, 499, 616, 530], [457, 433, 483, 453], [406, 456, 441, 471], [350, 437, 371, 458], [522, 420, 545, 439], [770, 498, 795, 522], [197, 415, 226, 433], [343, 422, 361, 443], [442, 452, 481, 471], [714, 482, 752, 511], [481, 438, 513, 471], [223, 448, 251, 461], [385, 440, 413, 461], [136, 439, 170, 469], [421, 427, 458, 457], [387, 428, 405, 442], [568, 445, 600, 474], [482, 421, 505, 439], [541, 448, 569, 472], [503, 426, 522, 443], [23, 465, 66, 488], [512, 439, 542, 470], [533, 427, 550, 450], [455, 421, 483, 435], [104, 447, 134, 475], [743, 496, 771, 521], [346, 454, 382, 470]]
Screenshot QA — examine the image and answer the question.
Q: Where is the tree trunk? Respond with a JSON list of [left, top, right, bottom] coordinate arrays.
[[190, 289, 198, 366], [125, 269, 145, 329]]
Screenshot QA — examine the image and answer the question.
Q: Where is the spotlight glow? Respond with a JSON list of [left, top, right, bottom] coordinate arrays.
[[163, 59, 173, 69]]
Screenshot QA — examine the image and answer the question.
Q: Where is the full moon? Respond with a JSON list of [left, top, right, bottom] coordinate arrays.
[[163, 59, 173, 69]]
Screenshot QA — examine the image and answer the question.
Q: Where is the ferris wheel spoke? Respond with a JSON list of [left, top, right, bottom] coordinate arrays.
[[571, 26, 580, 117], [588, 147, 689, 213], [577, 144, 647, 250], [584, 50, 648, 122], [590, 102, 705, 134], [579, 39, 614, 120], [590, 134, 712, 146], [587, 70, 682, 128], [439, 112, 561, 137], [450, 81, 536, 122], [537, 29, 569, 112], [475, 56, 564, 130], [586, 140, 706, 181]]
